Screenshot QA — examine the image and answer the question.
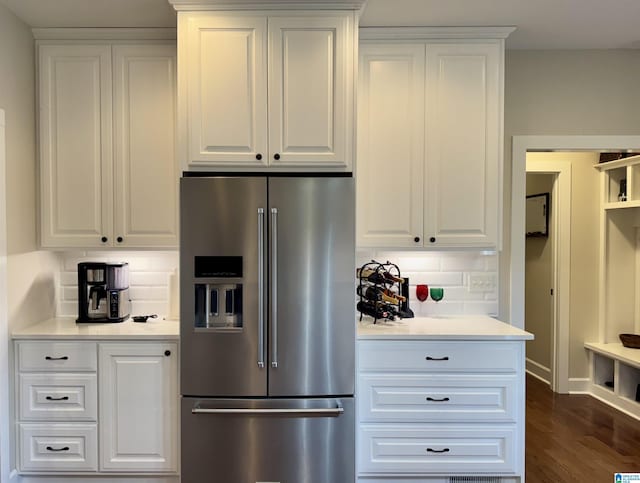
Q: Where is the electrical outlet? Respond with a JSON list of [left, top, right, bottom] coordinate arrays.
[[468, 273, 497, 293]]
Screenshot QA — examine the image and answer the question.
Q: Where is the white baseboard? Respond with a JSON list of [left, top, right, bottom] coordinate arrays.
[[568, 377, 590, 394], [526, 358, 551, 385]]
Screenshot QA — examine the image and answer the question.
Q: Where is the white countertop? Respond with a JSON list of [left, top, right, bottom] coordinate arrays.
[[357, 315, 533, 340], [11, 317, 180, 340]]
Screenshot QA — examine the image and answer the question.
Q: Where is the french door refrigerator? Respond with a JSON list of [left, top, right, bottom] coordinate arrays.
[[180, 175, 355, 483]]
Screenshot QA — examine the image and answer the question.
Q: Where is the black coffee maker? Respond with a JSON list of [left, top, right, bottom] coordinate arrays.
[[77, 262, 131, 323]]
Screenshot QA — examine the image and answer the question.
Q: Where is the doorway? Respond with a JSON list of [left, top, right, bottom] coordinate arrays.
[[524, 155, 572, 392], [511, 136, 640, 394], [525, 172, 556, 387]]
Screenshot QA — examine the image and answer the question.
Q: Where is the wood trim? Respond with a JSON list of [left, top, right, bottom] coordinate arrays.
[[32, 28, 177, 41], [359, 26, 516, 41]]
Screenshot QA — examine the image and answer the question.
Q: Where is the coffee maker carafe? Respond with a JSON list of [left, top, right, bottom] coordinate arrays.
[[77, 262, 130, 323]]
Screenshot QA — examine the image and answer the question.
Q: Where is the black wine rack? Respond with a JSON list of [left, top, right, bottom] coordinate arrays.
[[357, 260, 404, 324]]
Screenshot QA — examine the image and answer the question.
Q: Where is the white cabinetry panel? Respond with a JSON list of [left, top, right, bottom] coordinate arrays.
[[39, 41, 178, 249], [18, 423, 98, 472], [358, 424, 517, 475], [269, 15, 351, 166], [357, 35, 505, 249], [18, 341, 97, 372], [113, 45, 178, 247], [19, 373, 97, 421], [359, 373, 517, 422], [39, 44, 112, 248], [425, 43, 500, 247], [357, 44, 424, 247], [357, 337, 525, 479], [178, 11, 355, 171], [99, 343, 178, 472], [185, 14, 268, 165]]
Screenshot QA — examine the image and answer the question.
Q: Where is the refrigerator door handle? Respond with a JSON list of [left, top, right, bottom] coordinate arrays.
[[271, 207, 278, 369], [191, 404, 344, 416], [257, 208, 265, 369]]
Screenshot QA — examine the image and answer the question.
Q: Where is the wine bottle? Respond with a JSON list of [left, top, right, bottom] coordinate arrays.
[[356, 267, 405, 284], [357, 285, 406, 304], [357, 300, 390, 319]]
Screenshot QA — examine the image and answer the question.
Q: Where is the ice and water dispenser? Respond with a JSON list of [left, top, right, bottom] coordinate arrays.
[[193, 256, 243, 329]]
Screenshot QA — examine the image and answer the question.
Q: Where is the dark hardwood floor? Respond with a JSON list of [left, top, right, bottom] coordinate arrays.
[[526, 374, 640, 482]]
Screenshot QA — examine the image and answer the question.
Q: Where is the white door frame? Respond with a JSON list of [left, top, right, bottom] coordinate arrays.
[[0, 109, 9, 482], [525, 159, 571, 393], [511, 135, 640, 394]]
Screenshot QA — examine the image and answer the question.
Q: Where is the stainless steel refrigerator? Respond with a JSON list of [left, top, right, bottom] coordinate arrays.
[[180, 175, 355, 483]]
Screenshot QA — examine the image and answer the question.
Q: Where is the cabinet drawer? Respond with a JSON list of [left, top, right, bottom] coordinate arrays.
[[18, 341, 97, 372], [18, 423, 98, 472], [19, 373, 97, 421], [358, 340, 520, 373], [358, 424, 517, 475], [358, 373, 517, 423]]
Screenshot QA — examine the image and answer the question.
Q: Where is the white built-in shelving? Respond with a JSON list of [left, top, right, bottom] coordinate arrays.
[[586, 153, 640, 420]]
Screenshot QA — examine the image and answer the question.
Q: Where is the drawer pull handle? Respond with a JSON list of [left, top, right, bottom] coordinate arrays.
[[45, 396, 69, 401], [46, 446, 70, 452], [45, 356, 69, 361], [426, 397, 450, 402], [426, 448, 450, 453], [425, 356, 449, 361]]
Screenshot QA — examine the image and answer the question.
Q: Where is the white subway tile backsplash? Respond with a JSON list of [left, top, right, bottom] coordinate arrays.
[[129, 272, 171, 286], [57, 251, 178, 318], [440, 254, 487, 271], [129, 286, 169, 301], [357, 250, 498, 317], [62, 286, 78, 301]]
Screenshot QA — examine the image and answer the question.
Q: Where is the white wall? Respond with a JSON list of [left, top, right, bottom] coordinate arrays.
[[0, 5, 60, 479], [501, 50, 640, 380], [0, 5, 59, 332]]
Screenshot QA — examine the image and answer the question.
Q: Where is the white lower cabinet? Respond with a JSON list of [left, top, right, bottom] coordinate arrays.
[[357, 339, 525, 481], [99, 343, 178, 472], [14, 339, 178, 477]]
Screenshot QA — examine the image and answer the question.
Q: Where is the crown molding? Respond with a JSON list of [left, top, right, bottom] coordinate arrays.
[[32, 28, 177, 41], [359, 26, 516, 41], [168, 0, 367, 11]]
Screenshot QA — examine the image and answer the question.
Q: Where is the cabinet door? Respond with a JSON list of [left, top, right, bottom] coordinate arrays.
[[185, 14, 268, 167], [39, 44, 113, 248], [424, 43, 501, 248], [269, 15, 353, 168], [99, 342, 178, 472], [357, 44, 425, 247], [113, 45, 178, 248]]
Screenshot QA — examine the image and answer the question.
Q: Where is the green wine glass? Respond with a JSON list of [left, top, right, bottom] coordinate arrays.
[[430, 287, 444, 302]]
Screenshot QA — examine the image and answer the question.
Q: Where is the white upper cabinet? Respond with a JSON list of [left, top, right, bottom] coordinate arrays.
[[38, 36, 178, 249], [113, 45, 178, 247], [177, 10, 357, 172], [357, 44, 425, 247], [357, 28, 512, 249], [185, 15, 269, 166], [424, 43, 501, 247], [39, 44, 113, 248]]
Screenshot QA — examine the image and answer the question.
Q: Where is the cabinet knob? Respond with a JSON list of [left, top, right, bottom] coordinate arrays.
[[101, 236, 108, 243], [414, 236, 420, 243], [256, 153, 262, 161], [429, 237, 436, 243], [164, 350, 171, 357], [117, 236, 123, 243], [274, 153, 280, 160]]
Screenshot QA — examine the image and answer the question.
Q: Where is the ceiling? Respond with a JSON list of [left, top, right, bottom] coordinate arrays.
[[1, 0, 640, 50]]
